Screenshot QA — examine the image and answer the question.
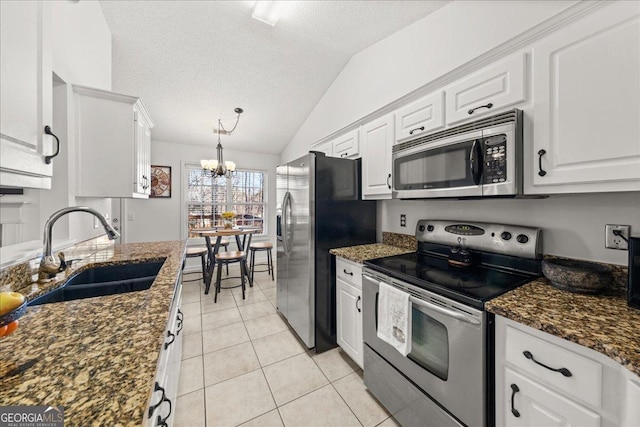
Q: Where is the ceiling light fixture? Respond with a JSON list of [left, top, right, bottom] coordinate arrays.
[[252, 1, 287, 26], [201, 108, 243, 179]]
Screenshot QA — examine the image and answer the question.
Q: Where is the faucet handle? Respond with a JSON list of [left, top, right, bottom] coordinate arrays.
[[58, 252, 67, 271]]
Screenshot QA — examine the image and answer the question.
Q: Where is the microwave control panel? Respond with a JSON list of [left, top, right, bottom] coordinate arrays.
[[483, 135, 507, 184]]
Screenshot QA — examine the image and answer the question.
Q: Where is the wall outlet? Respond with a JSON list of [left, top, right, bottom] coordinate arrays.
[[605, 224, 630, 250], [400, 214, 406, 227]]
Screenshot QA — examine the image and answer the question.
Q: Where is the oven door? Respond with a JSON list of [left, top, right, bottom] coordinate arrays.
[[392, 129, 483, 199], [362, 271, 486, 427]]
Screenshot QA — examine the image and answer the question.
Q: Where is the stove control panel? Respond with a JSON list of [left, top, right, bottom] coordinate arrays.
[[416, 219, 541, 259]]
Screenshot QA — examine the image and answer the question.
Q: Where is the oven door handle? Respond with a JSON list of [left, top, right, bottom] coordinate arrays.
[[410, 296, 481, 325]]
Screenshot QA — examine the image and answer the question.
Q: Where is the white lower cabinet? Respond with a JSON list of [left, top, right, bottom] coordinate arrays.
[[504, 368, 600, 427], [336, 256, 363, 368], [145, 278, 183, 427], [496, 315, 639, 427]]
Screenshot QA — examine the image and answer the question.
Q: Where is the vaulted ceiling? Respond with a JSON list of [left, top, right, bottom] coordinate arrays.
[[100, 0, 450, 155]]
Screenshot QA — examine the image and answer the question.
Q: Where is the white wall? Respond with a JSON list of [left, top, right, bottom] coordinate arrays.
[[379, 192, 640, 265], [51, 0, 111, 90], [123, 139, 280, 248], [281, 0, 577, 163]]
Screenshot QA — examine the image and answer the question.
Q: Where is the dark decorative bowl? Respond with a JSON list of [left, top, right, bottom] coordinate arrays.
[[0, 300, 27, 328], [542, 258, 613, 294]]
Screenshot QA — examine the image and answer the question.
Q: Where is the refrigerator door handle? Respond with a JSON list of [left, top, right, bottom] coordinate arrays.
[[282, 191, 292, 255]]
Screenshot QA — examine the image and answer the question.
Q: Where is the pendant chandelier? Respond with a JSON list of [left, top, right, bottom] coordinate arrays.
[[201, 107, 243, 178]]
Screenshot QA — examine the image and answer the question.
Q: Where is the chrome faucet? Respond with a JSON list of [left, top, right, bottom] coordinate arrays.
[[39, 206, 120, 280]]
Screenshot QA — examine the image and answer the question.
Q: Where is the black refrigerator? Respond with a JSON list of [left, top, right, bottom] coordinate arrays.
[[276, 152, 377, 353]]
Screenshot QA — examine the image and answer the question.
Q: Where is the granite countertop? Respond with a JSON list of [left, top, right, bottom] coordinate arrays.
[[486, 277, 640, 376], [0, 240, 187, 426], [330, 243, 414, 264]]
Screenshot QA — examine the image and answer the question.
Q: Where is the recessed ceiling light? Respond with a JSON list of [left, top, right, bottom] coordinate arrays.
[[252, 1, 287, 26]]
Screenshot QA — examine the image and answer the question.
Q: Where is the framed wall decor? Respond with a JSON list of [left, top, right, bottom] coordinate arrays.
[[150, 165, 171, 198]]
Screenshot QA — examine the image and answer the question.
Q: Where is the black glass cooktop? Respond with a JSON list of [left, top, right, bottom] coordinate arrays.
[[364, 252, 537, 309]]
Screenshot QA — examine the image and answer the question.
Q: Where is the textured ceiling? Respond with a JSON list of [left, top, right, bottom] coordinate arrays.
[[99, 0, 450, 155]]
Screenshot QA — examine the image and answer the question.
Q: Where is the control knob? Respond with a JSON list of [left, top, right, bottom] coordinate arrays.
[[418, 225, 425, 232], [500, 231, 512, 241], [427, 225, 434, 232], [517, 234, 529, 244]]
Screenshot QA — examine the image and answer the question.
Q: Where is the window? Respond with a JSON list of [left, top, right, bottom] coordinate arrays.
[[185, 164, 266, 238]]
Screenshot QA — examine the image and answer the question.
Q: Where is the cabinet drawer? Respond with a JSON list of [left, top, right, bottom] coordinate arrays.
[[445, 53, 526, 125], [504, 325, 602, 407], [336, 257, 362, 289], [332, 129, 360, 159], [504, 368, 600, 427]]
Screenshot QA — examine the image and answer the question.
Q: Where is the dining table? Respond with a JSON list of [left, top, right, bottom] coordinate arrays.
[[192, 226, 261, 294]]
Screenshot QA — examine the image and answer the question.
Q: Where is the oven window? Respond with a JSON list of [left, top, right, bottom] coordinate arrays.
[[408, 307, 449, 381]]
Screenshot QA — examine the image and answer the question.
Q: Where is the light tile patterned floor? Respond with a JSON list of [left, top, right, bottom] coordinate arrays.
[[176, 266, 397, 427]]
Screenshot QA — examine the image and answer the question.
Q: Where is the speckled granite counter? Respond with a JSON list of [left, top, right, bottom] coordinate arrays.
[[486, 278, 640, 376], [330, 244, 414, 264], [0, 240, 187, 426]]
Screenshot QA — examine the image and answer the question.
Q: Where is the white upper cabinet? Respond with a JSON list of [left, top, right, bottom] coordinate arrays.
[[446, 53, 526, 125], [361, 113, 394, 199], [311, 140, 332, 157], [0, 1, 53, 189], [331, 129, 360, 159], [395, 91, 444, 143], [528, 1, 640, 194], [74, 85, 154, 198]]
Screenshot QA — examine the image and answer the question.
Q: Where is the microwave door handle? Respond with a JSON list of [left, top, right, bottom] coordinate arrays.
[[469, 139, 483, 185], [409, 295, 481, 325]]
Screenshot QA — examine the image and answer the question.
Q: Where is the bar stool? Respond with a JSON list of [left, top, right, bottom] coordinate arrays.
[[248, 242, 274, 284], [214, 251, 248, 302], [183, 247, 208, 284]]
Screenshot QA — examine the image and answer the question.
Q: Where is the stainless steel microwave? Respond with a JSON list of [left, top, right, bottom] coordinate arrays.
[[392, 109, 523, 199]]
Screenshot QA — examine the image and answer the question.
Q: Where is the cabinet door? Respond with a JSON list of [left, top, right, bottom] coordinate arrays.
[[623, 375, 640, 427], [332, 129, 360, 159], [504, 368, 600, 427], [336, 278, 363, 368], [0, 1, 53, 189], [134, 109, 150, 195], [312, 140, 332, 157], [395, 91, 444, 143], [361, 114, 394, 199], [446, 53, 525, 125], [530, 2, 640, 194]]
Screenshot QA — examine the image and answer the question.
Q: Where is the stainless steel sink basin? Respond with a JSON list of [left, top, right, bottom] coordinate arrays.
[[29, 259, 165, 306]]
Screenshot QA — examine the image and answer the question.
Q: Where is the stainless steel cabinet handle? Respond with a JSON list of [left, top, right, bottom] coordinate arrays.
[[510, 384, 521, 417], [44, 126, 60, 164], [468, 102, 493, 115], [148, 381, 172, 424], [164, 330, 175, 349], [537, 150, 547, 177], [523, 351, 572, 377]]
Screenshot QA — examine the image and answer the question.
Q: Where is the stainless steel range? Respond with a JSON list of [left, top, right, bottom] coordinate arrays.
[[362, 220, 542, 427]]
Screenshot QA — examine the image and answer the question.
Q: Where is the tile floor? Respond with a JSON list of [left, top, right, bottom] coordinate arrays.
[[176, 265, 398, 427]]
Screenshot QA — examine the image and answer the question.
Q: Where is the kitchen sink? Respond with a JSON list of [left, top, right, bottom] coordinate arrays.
[[28, 259, 165, 306]]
